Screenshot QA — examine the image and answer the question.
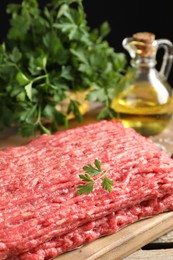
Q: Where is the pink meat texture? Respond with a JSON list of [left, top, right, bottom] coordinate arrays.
[[0, 120, 173, 259]]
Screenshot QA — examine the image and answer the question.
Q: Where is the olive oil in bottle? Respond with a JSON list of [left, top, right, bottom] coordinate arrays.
[[112, 32, 173, 136]]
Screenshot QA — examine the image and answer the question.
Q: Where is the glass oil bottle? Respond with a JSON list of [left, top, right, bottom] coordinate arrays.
[[111, 32, 173, 136]]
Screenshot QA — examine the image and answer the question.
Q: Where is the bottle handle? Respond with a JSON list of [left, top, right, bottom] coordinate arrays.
[[122, 37, 136, 58], [157, 39, 173, 80]]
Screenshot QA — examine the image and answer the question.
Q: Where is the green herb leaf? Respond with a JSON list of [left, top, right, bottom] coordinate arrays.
[[79, 173, 92, 182], [67, 99, 82, 122], [16, 72, 30, 86], [77, 181, 95, 195], [24, 82, 33, 101], [9, 47, 22, 63], [77, 159, 113, 195], [83, 164, 100, 176], [101, 176, 114, 192], [94, 159, 102, 172], [97, 107, 117, 120]]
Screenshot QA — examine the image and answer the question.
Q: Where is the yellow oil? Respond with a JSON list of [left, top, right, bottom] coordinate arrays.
[[111, 82, 173, 136]]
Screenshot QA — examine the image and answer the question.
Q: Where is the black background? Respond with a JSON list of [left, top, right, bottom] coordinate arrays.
[[1, 0, 173, 86]]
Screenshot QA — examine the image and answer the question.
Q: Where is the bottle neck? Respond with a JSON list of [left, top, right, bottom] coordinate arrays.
[[131, 56, 156, 68]]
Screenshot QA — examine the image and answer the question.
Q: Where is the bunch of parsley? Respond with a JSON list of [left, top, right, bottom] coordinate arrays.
[[0, 0, 127, 137]]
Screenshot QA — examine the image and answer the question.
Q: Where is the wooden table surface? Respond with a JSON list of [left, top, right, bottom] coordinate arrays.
[[0, 112, 173, 260]]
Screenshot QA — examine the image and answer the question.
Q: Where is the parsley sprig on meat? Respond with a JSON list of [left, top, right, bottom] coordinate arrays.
[[0, 0, 128, 137], [77, 159, 113, 194]]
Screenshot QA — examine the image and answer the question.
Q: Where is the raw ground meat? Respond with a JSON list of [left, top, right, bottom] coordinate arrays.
[[1, 120, 173, 259]]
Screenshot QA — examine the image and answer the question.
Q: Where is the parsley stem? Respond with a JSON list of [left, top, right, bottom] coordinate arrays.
[[32, 74, 48, 83], [94, 169, 108, 181], [34, 105, 42, 125]]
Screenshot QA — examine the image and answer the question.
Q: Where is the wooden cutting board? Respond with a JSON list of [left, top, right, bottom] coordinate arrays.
[[57, 212, 173, 260]]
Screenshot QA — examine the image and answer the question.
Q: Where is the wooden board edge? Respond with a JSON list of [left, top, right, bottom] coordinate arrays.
[[57, 212, 173, 260]]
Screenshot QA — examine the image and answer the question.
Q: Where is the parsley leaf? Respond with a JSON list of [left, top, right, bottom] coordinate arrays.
[[77, 181, 95, 195], [101, 176, 114, 192]]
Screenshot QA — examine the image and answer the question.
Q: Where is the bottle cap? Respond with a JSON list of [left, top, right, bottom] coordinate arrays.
[[132, 32, 156, 57], [132, 32, 155, 44]]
